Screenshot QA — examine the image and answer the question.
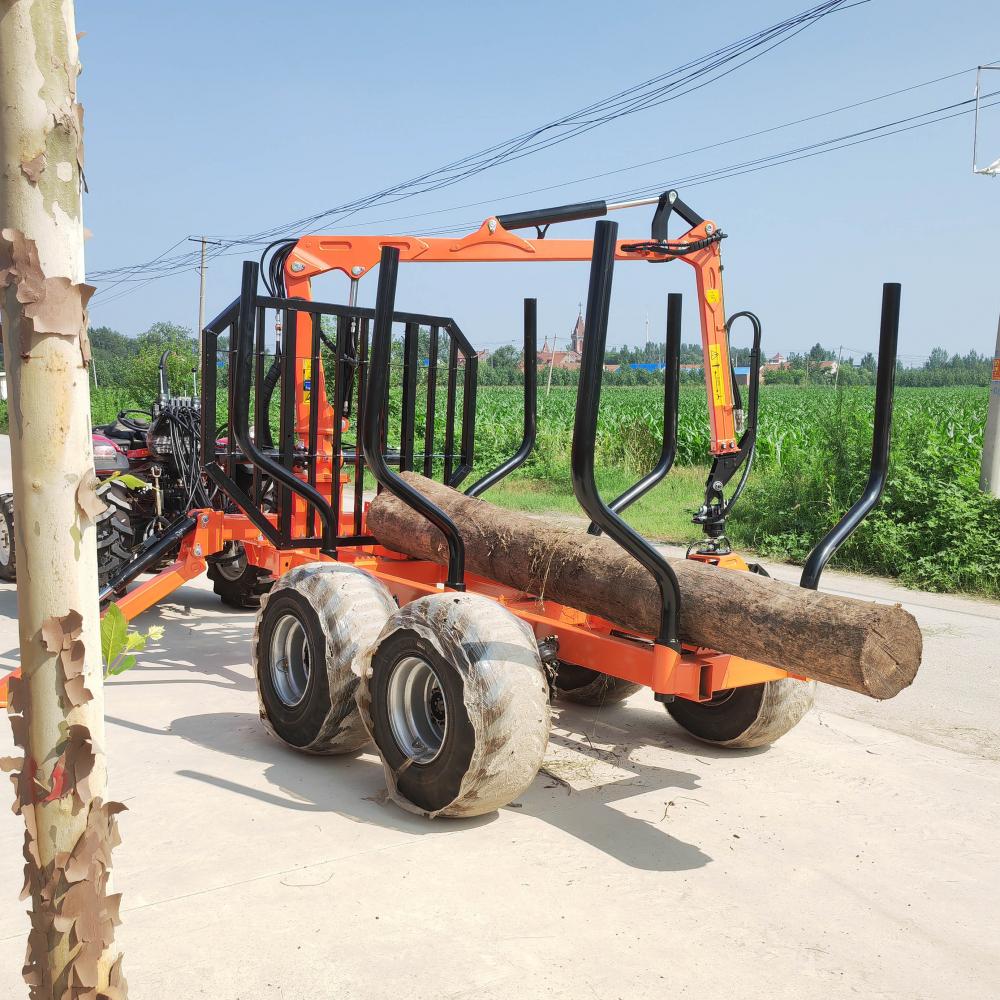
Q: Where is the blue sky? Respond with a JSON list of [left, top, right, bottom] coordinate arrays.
[[79, 1, 999, 363]]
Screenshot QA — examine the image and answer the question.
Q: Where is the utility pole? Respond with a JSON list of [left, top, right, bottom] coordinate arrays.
[[546, 334, 558, 395], [971, 69, 999, 495], [980, 314, 1000, 496], [0, 4, 126, 997], [834, 345, 843, 390], [188, 236, 222, 357]]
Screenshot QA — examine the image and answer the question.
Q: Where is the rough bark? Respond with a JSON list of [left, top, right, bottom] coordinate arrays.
[[367, 473, 922, 700], [0, 3, 126, 997]]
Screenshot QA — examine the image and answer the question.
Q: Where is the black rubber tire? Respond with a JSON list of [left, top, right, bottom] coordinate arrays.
[[358, 593, 550, 818], [96, 482, 135, 590], [252, 562, 396, 754], [0, 493, 15, 582], [665, 678, 816, 749], [207, 542, 273, 609], [553, 661, 642, 706]]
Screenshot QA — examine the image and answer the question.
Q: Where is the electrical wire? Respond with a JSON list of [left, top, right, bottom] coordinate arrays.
[[87, 1, 861, 292]]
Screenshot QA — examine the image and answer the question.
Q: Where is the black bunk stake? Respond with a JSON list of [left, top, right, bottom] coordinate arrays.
[[400, 322, 418, 472], [423, 326, 439, 477], [799, 282, 901, 590], [363, 246, 466, 591], [466, 298, 538, 497], [572, 220, 681, 649], [588, 291, 681, 534], [443, 336, 458, 483]]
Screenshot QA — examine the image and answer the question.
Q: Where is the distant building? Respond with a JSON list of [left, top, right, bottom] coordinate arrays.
[[763, 352, 790, 371], [537, 308, 586, 370]]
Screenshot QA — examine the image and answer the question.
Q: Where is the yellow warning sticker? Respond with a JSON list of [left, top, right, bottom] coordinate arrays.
[[993, 358, 1000, 382], [705, 288, 721, 305], [708, 344, 726, 407], [302, 359, 312, 403]]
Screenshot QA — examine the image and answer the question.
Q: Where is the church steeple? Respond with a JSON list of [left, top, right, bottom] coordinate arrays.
[[570, 303, 584, 354]]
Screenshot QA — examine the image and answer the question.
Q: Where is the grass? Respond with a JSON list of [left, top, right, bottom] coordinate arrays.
[[488, 465, 708, 543]]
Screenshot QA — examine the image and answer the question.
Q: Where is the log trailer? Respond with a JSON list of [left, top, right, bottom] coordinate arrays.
[[10, 192, 921, 817]]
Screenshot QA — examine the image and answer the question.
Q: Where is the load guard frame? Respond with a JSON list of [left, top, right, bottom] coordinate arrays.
[[89, 191, 900, 709]]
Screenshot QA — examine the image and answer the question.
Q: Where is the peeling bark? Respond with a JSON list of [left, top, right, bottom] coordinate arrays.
[[0, 3, 126, 995]]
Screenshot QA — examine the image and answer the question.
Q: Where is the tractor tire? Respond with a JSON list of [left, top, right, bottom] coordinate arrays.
[[96, 482, 135, 591], [208, 542, 274, 609], [252, 562, 396, 754], [358, 593, 551, 818], [553, 661, 641, 706], [664, 678, 816, 749], [0, 493, 15, 582]]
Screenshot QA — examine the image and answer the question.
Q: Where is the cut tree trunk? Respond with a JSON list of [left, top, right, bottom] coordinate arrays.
[[367, 473, 922, 700]]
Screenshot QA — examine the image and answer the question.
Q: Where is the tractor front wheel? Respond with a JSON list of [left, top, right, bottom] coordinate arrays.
[[96, 481, 135, 591], [664, 678, 816, 749], [0, 493, 15, 582], [358, 593, 550, 818]]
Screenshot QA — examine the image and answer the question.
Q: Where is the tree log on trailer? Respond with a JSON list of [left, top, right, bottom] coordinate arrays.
[[367, 473, 922, 700]]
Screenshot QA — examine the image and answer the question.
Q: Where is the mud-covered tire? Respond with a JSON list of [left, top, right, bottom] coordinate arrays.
[[665, 678, 816, 749], [253, 562, 396, 754], [0, 493, 15, 582], [553, 662, 641, 706], [208, 542, 274, 609], [96, 482, 135, 590], [358, 593, 551, 818]]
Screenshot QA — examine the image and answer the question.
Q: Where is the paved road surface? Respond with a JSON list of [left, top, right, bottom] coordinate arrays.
[[0, 436, 996, 998]]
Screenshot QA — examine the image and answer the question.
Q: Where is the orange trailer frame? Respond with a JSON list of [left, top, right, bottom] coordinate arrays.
[[99, 190, 790, 706]]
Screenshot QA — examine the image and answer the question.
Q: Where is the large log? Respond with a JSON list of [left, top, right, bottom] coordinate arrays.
[[367, 473, 922, 700]]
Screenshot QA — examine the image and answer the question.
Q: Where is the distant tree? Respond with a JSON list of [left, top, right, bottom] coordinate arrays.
[[136, 320, 197, 352], [490, 344, 519, 369], [926, 347, 950, 369], [808, 342, 835, 362]]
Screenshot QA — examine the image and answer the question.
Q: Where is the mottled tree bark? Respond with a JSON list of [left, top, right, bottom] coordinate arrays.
[[0, 2, 126, 996], [368, 473, 921, 700]]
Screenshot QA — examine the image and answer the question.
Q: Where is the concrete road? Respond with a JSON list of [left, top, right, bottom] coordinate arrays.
[[0, 440, 997, 998]]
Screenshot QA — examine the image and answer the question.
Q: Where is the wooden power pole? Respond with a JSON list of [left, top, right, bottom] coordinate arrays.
[[188, 235, 222, 358], [0, 3, 126, 997]]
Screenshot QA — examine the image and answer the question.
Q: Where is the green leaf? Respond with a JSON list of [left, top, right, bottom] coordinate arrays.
[[124, 631, 147, 653], [107, 473, 148, 491], [109, 653, 137, 676], [101, 603, 128, 668], [146, 624, 165, 642]]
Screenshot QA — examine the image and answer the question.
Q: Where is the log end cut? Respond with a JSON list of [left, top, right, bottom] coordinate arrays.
[[857, 602, 923, 700]]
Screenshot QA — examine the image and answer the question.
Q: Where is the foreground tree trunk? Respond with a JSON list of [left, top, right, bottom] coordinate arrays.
[[0, 3, 126, 996], [368, 473, 922, 700]]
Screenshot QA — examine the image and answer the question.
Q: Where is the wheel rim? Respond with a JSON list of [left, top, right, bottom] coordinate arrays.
[[269, 613, 311, 707], [216, 544, 248, 581], [0, 517, 10, 565], [386, 655, 448, 764]]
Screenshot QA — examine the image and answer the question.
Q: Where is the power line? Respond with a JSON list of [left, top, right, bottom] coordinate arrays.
[[87, 1, 861, 292]]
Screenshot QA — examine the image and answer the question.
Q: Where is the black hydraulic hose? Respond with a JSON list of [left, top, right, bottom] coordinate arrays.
[[719, 310, 762, 518], [258, 352, 281, 449], [99, 515, 197, 603], [158, 350, 171, 395]]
